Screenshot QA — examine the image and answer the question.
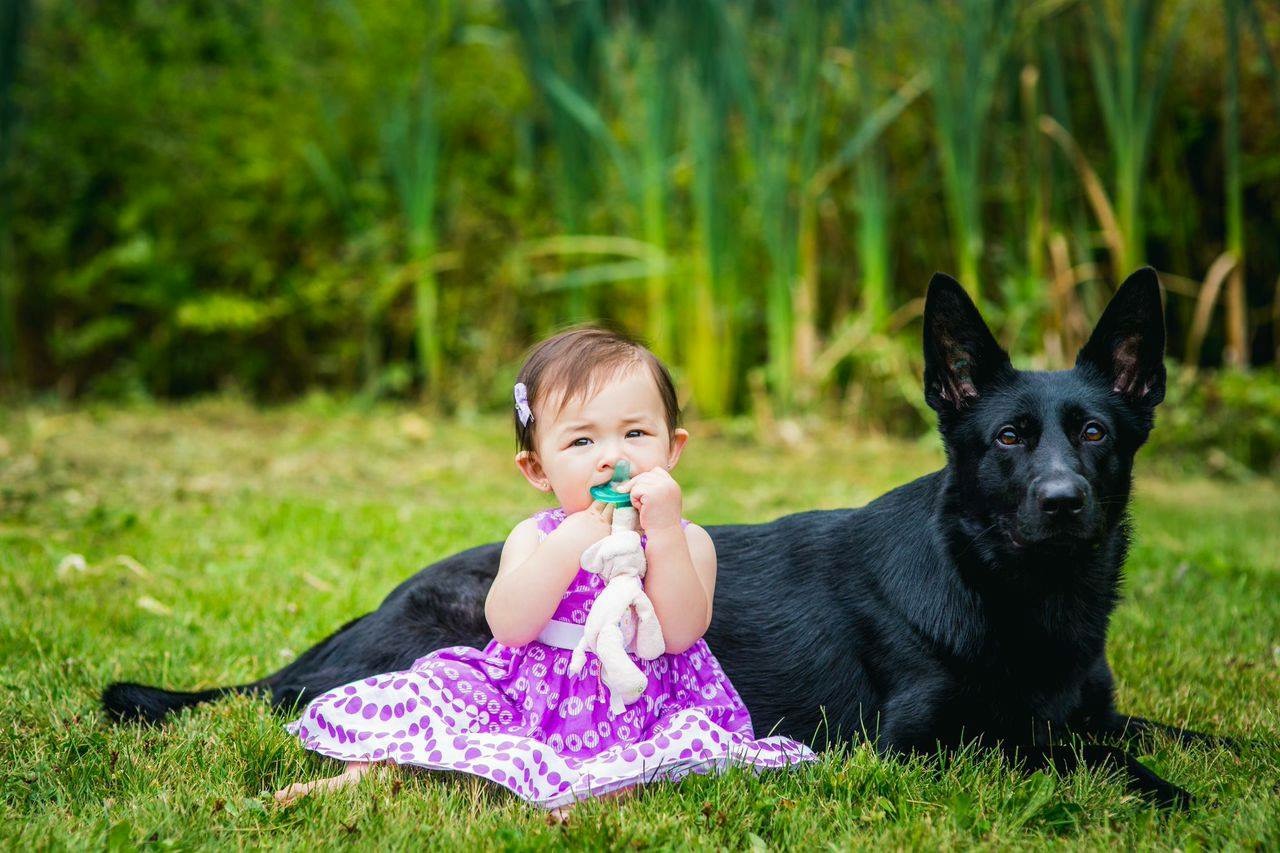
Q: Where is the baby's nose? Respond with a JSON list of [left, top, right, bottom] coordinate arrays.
[[598, 456, 629, 476]]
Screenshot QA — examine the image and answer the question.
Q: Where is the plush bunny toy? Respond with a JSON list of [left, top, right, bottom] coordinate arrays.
[[569, 505, 665, 715]]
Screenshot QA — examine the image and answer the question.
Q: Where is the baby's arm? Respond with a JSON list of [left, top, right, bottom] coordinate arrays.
[[617, 468, 716, 654], [643, 523, 716, 655], [484, 506, 612, 647]]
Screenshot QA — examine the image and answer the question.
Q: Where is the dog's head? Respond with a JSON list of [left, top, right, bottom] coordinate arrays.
[[923, 267, 1166, 557]]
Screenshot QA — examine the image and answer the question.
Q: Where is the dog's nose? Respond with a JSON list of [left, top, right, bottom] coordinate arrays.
[[1036, 478, 1087, 515]]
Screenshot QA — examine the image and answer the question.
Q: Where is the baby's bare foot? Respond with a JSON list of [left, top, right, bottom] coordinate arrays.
[[273, 761, 376, 807], [599, 786, 634, 805], [546, 785, 633, 823]]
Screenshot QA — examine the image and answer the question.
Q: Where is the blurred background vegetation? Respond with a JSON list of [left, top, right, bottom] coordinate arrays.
[[1, 0, 1279, 470]]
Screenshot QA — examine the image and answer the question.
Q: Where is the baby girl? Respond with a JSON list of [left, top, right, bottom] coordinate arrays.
[[275, 327, 815, 811]]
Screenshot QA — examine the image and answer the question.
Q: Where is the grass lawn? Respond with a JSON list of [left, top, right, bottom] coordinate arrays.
[[2, 400, 1278, 849]]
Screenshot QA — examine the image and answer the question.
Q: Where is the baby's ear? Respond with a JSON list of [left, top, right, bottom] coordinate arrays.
[[581, 540, 606, 574], [515, 451, 552, 493], [666, 428, 690, 470]]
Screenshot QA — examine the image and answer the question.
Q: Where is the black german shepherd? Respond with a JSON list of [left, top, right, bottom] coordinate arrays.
[[105, 267, 1224, 806]]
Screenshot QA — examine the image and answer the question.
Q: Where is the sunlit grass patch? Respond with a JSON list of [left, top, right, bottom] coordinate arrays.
[[1, 402, 1278, 848]]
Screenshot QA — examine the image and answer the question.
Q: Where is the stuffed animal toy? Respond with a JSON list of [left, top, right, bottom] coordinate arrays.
[[569, 502, 665, 715]]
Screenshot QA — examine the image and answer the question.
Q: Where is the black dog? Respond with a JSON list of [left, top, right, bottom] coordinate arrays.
[[105, 267, 1223, 806]]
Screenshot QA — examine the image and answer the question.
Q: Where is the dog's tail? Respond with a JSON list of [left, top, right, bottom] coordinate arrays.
[[101, 681, 261, 724], [102, 612, 374, 724]]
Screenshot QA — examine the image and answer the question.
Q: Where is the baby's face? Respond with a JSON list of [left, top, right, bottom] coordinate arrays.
[[520, 366, 687, 513]]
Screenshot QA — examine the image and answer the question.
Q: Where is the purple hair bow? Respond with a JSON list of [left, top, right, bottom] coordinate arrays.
[[514, 382, 533, 427]]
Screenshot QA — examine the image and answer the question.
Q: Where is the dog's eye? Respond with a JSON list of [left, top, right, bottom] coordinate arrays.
[[1082, 422, 1107, 442], [996, 426, 1020, 446]]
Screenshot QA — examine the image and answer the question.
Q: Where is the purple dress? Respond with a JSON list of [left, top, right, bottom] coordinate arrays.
[[286, 508, 816, 808]]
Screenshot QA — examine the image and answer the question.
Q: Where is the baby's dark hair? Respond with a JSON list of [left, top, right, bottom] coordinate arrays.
[[514, 327, 680, 453]]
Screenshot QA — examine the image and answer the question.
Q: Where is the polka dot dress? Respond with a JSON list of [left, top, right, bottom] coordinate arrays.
[[286, 508, 816, 808]]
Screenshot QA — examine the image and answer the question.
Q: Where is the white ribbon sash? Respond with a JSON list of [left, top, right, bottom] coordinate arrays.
[[536, 619, 585, 650], [535, 618, 635, 653]]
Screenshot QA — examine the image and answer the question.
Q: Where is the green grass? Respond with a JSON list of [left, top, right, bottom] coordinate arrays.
[[2, 400, 1278, 849]]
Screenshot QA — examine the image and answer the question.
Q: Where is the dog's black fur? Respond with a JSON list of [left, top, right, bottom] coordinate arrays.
[[104, 268, 1225, 807]]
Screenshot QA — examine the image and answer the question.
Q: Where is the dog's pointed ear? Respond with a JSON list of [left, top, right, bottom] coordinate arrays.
[[1075, 267, 1166, 409], [923, 273, 1012, 413]]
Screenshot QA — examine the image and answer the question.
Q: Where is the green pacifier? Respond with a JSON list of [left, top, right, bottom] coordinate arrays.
[[589, 460, 634, 507]]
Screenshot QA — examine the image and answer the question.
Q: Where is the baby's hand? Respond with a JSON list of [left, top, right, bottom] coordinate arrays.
[[556, 500, 615, 544], [617, 468, 682, 532]]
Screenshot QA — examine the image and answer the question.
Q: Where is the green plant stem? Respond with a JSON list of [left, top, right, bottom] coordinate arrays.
[[1223, 0, 1247, 368], [0, 0, 30, 384]]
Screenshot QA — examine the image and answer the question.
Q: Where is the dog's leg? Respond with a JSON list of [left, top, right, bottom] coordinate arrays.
[[1100, 714, 1237, 751], [1072, 661, 1237, 751], [1001, 743, 1193, 809]]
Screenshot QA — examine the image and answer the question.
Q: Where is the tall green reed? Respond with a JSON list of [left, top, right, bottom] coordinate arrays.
[[499, 8, 678, 360], [1189, 0, 1278, 369], [808, 54, 929, 390], [926, 0, 1017, 301], [736, 1, 827, 410], [631, 20, 679, 362], [303, 120, 380, 390], [1239, 0, 1280, 365], [1222, 0, 1247, 368], [1083, 0, 1191, 276], [504, 0, 607, 323], [0, 0, 30, 385], [382, 63, 444, 398], [835, 0, 922, 338], [814, 66, 930, 324], [1239, 0, 1280, 117], [632, 0, 751, 418], [683, 58, 740, 418], [554, 11, 680, 359]]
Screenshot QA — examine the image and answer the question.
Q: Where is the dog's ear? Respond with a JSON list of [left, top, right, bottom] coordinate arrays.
[[923, 273, 1012, 413], [1076, 267, 1166, 409]]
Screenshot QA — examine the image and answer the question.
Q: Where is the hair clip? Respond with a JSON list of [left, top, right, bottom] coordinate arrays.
[[514, 382, 533, 427]]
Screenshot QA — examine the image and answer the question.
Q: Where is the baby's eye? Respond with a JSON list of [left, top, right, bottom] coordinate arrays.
[[570, 437, 593, 448], [625, 429, 646, 439]]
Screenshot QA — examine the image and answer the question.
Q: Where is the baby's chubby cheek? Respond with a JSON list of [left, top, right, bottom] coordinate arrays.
[[561, 497, 593, 514], [557, 483, 595, 514]]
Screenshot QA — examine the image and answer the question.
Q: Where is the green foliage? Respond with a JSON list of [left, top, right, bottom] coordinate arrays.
[[1151, 366, 1280, 476], [1084, 0, 1193, 273], [4, 0, 1280, 420]]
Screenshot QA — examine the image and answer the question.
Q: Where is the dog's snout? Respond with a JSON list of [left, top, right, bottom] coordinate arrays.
[[1036, 478, 1087, 516]]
